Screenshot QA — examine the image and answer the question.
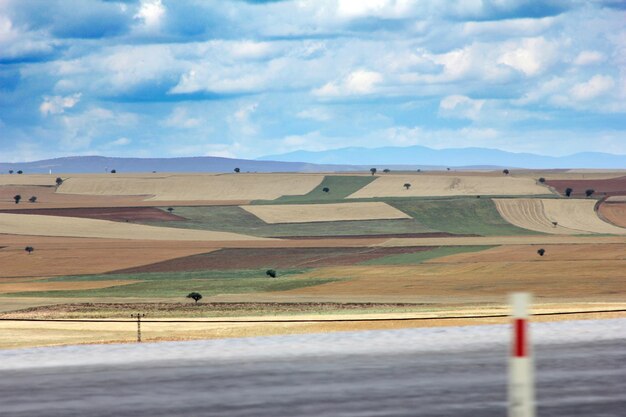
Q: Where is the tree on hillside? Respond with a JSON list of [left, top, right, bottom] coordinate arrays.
[[28, 196, 37, 203], [585, 189, 595, 198], [446, 168, 450, 171], [17, 170, 23, 174], [370, 168, 377, 175], [55, 177, 63, 186], [538, 177, 546, 183], [186, 292, 202, 304], [404, 183, 411, 190], [110, 169, 117, 173], [503, 169, 510, 175], [322, 187, 330, 193], [8, 170, 13, 174], [552, 221, 558, 228], [266, 269, 277, 278], [24, 246, 34, 255], [167, 207, 174, 213], [383, 169, 390, 173], [416, 169, 421, 172], [13, 194, 21, 204], [234, 167, 240, 173], [537, 248, 545, 256], [565, 187, 573, 197]]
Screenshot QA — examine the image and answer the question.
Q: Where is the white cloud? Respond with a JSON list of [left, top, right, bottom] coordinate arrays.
[[498, 37, 558, 76], [229, 103, 258, 136], [570, 75, 614, 101], [163, 107, 201, 129], [336, 0, 413, 19], [573, 50, 605, 66], [439, 95, 484, 120], [109, 137, 131, 146], [134, 0, 165, 29], [313, 70, 383, 97], [297, 107, 333, 121], [0, 16, 56, 61], [39, 93, 82, 116]]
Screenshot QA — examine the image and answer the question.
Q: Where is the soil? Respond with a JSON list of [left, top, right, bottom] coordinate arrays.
[[598, 202, 626, 228], [274, 232, 478, 239], [0, 207, 186, 222], [110, 246, 435, 273], [545, 176, 626, 197]]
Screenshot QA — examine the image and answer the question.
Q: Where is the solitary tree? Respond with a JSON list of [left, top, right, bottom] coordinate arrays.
[[167, 207, 174, 213], [24, 246, 34, 255], [538, 177, 546, 183], [55, 177, 63, 186], [416, 169, 421, 173], [404, 183, 411, 190], [383, 169, 390, 173], [322, 187, 330, 193], [565, 187, 573, 197], [446, 168, 450, 171], [234, 167, 240, 173], [552, 221, 558, 228], [370, 168, 377, 175], [17, 170, 23, 174], [8, 170, 13, 174], [266, 269, 277, 278], [503, 169, 510, 175], [585, 189, 595, 198], [13, 194, 21, 204], [28, 196, 37, 203], [186, 292, 203, 304], [537, 248, 545, 256], [110, 169, 117, 174]]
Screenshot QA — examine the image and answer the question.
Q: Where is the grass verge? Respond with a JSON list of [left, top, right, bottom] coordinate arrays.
[[358, 245, 495, 265]]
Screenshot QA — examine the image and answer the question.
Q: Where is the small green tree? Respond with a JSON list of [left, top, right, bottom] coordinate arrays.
[[538, 177, 546, 183], [234, 167, 240, 173], [17, 170, 23, 174], [403, 183, 411, 190], [585, 189, 595, 198], [322, 187, 330, 193], [370, 168, 377, 175], [186, 292, 202, 304], [8, 170, 13, 174], [565, 188, 573, 197], [110, 169, 117, 174], [537, 248, 545, 256], [503, 169, 510, 175], [266, 269, 277, 278], [13, 194, 21, 204], [55, 177, 63, 186], [167, 207, 174, 213], [383, 169, 390, 173], [28, 196, 37, 203], [25, 246, 34, 255]]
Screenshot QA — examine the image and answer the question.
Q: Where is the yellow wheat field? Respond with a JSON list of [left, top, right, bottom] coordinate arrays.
[[57, 173, 324, 201], [494, 199, 626, 235], [0, 213, 269, 241], [241, 202, 411, 224], [347, 174, 549, 198]]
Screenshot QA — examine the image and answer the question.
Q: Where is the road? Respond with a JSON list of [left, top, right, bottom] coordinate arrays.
[[0, 319, 624, 416]]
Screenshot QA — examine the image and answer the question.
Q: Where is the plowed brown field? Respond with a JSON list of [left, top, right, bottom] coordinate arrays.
[[0, 281, 136, 294], [0, 207, 185, 222], [598, 202, 626, 228], [112, 246, 433, 273], [546, 176, 626, 197]]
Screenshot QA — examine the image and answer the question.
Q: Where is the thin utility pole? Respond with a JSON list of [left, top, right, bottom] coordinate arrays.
[[130, 313, 146, 342]]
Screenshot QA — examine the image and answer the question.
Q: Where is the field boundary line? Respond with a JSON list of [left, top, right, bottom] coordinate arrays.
[[1, 309, 625, 323]]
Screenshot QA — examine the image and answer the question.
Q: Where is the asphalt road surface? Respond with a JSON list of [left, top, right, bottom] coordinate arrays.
[[0, 319, 624, 416]]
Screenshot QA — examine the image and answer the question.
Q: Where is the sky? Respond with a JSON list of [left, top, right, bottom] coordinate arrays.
[[0, 0, 625, 162]]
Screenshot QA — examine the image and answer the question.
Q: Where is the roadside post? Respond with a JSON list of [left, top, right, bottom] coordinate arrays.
[[509, 292, 535, 417], [131, 313, 146, 343]]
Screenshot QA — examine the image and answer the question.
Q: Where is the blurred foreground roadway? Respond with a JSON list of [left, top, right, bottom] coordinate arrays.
[[0, 320, 624, 416]]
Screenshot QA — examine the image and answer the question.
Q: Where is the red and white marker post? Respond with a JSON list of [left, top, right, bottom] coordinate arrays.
[[508, 292, 535, 417]]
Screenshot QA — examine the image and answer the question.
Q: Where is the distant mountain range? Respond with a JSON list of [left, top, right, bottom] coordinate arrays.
[[260, 145, 626, 169], [1, 145, 625, 174]]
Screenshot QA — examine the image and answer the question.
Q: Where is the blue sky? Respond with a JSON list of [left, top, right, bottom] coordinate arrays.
[[0, 0, 625, 162]]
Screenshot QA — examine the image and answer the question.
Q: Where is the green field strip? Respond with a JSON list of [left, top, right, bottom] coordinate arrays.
[[255, 175, 377, 204], [146, 206, 436, 237], [7, 269, 341, 298], [389, 198, 540, 236], [358, 245, 496, 265]]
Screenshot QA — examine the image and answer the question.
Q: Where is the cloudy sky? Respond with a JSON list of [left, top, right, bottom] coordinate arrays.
[[1, 0, 625, 162]]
